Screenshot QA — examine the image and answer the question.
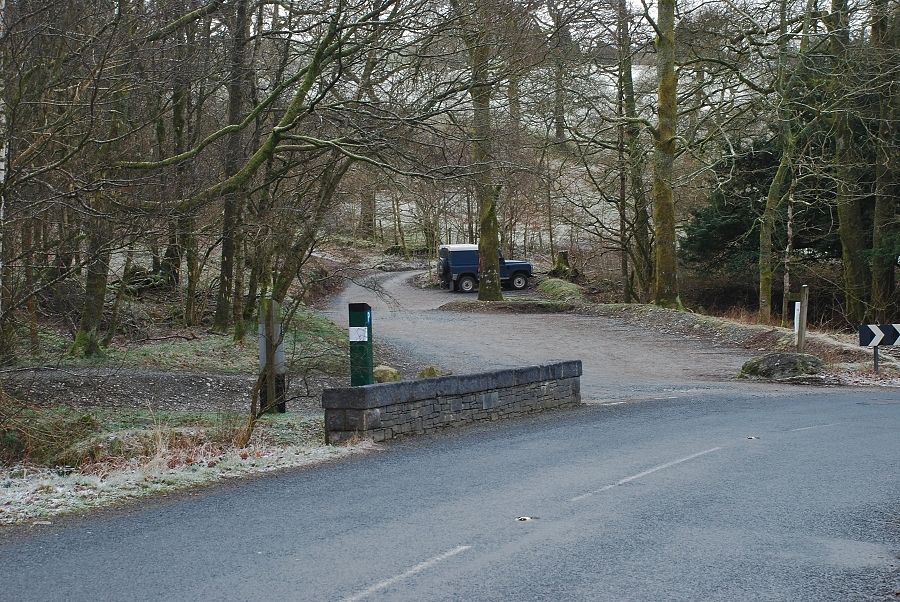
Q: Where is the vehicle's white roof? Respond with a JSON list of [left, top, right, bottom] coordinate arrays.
[[440, 244, 478, 251]]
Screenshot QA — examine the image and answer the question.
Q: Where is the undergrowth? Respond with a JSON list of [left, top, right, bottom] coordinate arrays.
[[0, 397, 325, 469], [537, 278, 584, 304], [17, 308, 347, 376]]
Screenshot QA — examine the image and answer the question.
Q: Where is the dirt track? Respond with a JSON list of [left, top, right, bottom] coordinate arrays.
[[2, 271, 839, 413], [325, 271, 803, 401]]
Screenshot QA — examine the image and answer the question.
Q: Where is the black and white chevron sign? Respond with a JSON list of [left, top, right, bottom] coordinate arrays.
[[858, 324, 900, 347]]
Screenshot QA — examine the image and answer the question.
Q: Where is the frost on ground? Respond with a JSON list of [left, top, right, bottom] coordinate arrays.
[[0, 439, 376, 527]]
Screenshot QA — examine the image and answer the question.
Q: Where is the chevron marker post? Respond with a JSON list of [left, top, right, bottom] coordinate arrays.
[[858, 324, 900, 373]]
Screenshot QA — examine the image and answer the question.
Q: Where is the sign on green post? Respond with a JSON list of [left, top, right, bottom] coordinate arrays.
[[349, 303, 374, 386]]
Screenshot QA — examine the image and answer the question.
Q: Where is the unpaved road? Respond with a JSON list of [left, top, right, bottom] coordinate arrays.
[[325, 271, 782, 401]]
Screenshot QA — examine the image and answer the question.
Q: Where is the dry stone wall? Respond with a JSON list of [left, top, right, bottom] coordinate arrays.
[[322, 361, 582, 444]]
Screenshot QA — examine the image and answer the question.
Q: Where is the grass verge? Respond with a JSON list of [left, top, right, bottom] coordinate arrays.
[[20, 308, 348, 376], [0, 402, 370, 526], [0, 401, 324, 468]]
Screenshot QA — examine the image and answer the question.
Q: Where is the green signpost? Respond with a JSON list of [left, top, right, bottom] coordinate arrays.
[[349, 303, 374, 386]]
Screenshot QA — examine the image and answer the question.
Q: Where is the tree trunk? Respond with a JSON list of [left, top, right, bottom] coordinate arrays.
[[870, 0, 899, 321], [213, 0, 249, 332], [759, 136, 794, 322], [781, 195, 794, 326], [23, 220, 38, 355], [161, 221, 180, 287], [180, 215, 199, 326], [759, 0, 794, 323], [0, 0, 9, 360], [392, 195, 406, 254], [103, 247, 133, 347], [829, 0, 870, 323], [357, 186, 376, 241], [72, 201, 111, 357], [154, 102, 179, 288], [652, 0, 679, 307], [471, 87, 502, 300], [619, 0, 651, 301], [617, 51, 630, 303], [466, 189, 475, 244], [233, 233, 246, 342], [548, 2, 571, 143]]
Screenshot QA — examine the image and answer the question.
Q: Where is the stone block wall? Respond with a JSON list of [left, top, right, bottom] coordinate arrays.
[[322, 361, 582, 444]]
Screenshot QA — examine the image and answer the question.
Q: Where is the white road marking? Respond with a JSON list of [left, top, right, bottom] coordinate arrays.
[[570, 447, 722, 502], [339, 545, 471, 602], [789, 423, 841, 432], [600, 401, 627, 406]]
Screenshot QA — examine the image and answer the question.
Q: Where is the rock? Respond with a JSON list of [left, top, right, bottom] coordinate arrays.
[[417, 365, 447, 379], [739, 353, 825, 380], [373, 365, 402, 383]]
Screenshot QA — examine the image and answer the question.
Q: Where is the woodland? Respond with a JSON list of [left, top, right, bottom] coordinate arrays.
[[0, 0, 896, 365]]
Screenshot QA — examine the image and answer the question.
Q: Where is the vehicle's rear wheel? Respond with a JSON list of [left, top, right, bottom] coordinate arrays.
[[510, 273, 528, 290], [458, 275, 476, 293]]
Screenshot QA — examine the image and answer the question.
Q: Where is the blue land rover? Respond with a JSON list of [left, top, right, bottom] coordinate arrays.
[[437, 244, 534, 292]]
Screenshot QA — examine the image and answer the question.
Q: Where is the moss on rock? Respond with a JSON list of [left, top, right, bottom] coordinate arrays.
[[739, 352, 825, 380]]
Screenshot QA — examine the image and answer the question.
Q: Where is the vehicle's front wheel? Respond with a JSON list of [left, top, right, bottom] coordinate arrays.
[[510, 273, 528, 290], [458, 275, 476, 293]]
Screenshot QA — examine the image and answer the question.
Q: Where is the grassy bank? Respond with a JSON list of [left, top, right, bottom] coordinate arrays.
[[21, 308, 348, 375], [0, 401, 375, 526], [0, 402, 325, 468]]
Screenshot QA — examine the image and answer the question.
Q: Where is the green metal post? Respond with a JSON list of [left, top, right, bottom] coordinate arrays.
[[349, 303, 374, 386]]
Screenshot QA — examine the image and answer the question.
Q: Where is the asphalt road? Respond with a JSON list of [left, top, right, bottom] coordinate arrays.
[[1, 274, 898, 601]]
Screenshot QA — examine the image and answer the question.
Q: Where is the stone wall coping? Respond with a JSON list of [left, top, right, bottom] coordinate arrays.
[[322, 360, 582, 410]]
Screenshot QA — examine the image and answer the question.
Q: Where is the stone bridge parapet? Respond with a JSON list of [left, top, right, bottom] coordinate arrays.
[[322, 360, 582, 444]]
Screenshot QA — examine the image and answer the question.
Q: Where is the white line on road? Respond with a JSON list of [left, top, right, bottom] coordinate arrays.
[[570, 447, 722, 502], [339, 545, 472, 602], [789, 423, 841, 432]]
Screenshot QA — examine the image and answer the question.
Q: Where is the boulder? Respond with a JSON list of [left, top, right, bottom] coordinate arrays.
[[739, 353, 825, 380], [417, 365, 448, 379], [373, 365, 402, 383]]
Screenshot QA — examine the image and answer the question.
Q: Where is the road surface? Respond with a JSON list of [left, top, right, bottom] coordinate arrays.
[[1, 273, 897, 601]]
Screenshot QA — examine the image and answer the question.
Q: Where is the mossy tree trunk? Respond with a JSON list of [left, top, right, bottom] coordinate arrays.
[[652, 0, 679, 308], [828, 0, 870, 323], [870, 0, 899, 322], [455, 0, 502, 302]]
